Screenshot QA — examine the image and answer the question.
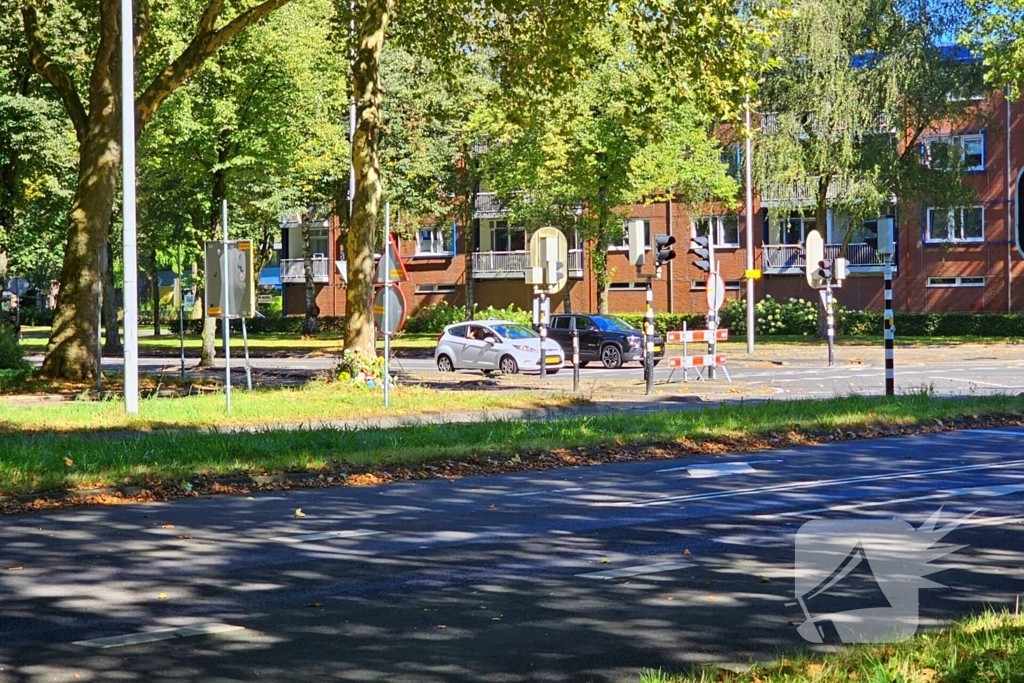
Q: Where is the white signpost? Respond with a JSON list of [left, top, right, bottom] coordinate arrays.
[[373, 204, 408, 409]]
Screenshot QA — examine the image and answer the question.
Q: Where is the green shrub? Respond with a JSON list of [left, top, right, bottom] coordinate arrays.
[[0, 319, 30, 371], [405, 301, 467, 333], [780, 297, 818, 335], [474, 304, 532, 326]]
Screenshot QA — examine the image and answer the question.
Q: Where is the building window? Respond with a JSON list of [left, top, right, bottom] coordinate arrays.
[[415, 284, 457, 294], [690, 280, 742, 291], [926, 133, 985, 173], [926, 206, 984, 242], [721, 144, 742, 181], [609, 282, 647, 291], [308, 227, 329, 257], [927, 276, 984, 287], [693, 215, 740, 248], [415, 224, 456, 256], [769, 211, 816, 245], [610, 219, 651, 251], [489, 220, 526, 251]]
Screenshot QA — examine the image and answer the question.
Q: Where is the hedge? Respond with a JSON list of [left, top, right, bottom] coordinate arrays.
[[167, 310, 1024, 339]]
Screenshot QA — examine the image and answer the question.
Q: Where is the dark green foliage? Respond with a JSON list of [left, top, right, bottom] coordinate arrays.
[[0, 319, 30, 370]]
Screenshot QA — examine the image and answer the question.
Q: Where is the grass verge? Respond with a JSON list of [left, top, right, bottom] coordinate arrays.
[[0, 392, 1022, 498], [641, 609, 1024, 682]]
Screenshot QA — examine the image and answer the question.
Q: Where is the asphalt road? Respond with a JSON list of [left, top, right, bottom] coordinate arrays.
[[1, 428, 1023, 682], [92, 345, 1024, 400]]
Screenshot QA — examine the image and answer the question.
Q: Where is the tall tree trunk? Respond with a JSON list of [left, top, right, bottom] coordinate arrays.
[[344, 0, 394, 356], [40, 124, 118, 380], [302, 213, 320, 335], [0, 253, 7, 289], [594, 186, 611, 314], [102, 252, 122, 355]]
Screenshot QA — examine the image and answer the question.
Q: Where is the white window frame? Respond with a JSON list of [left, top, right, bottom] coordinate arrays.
[[690, 280, 741, 291], [609, 282, 647, 291], [415, 224, 456, 256], [609, 219, 651, 252], [692, 215, 741, 248], [415, 283, 457, 294], [926, 276, 984, 288], [926, 205, 984, 243], [926, 133, 985, 173]]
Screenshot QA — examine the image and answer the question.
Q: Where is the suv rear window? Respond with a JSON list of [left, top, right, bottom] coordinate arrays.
[[552, 317, 571, 330]]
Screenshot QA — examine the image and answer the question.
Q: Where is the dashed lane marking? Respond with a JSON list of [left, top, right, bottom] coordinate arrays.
[[576, 561, 697, 580], [74, 623, 245, 649]]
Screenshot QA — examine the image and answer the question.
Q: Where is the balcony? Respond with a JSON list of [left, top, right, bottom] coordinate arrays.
[[472, 249, 584, 280], [761, 243, 892, 275], [280, 257, 330, 284]]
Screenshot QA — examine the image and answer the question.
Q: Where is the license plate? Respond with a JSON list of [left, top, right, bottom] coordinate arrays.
[[545, 356, 561, 364], [653, 346, 662, 353]]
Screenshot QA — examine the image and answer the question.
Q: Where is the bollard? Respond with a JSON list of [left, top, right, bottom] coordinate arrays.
[[572, 328, 580, 392]]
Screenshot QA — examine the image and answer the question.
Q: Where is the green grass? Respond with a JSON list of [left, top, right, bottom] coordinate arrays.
[[641, 609, 1024, 682], [0, 391, 1021, 495]]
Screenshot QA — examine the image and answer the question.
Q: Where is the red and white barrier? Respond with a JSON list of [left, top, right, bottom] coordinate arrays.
[[666, 329, 728, 344], [666, 354, 728, 369]]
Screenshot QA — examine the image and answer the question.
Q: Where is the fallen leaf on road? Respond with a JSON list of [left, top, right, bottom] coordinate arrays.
[[683, 548, 691, 555], [177, 535, 193, 540], [246, 497, 255, 501], [600, 558, 610, 563], [158, 593, 167, 599], [491, 617, 501, 621], [437, 624, 447, 629], [306, 602, 323, 608], [294, 509, 306, 518], [7, 567, 22, 571], [666, 597, 674, 601], [487, 503, 495, 509], [161, 524, 174, 529], [759, 576, 770, 584], [707, 595, 717, 601]]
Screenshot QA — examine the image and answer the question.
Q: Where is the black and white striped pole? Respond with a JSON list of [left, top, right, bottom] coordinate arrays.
[[572, 328, 580, 393], [884, 256, 894, 396], [645, 278, 655, 395]]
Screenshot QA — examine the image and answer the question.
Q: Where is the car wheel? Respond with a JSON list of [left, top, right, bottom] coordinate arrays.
[[437, 354, 454, 372], [499, 355, 519, 375], [546, 368, 561, 375], [601, 344, 623, 369]]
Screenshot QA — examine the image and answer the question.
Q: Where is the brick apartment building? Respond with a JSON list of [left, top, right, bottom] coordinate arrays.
[[276, 88, 1024, 321]]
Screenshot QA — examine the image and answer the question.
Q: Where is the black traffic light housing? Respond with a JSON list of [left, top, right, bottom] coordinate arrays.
[[688, 235, 711, 272], [816, 259, 833, 282], [655, 235, 677, 266]]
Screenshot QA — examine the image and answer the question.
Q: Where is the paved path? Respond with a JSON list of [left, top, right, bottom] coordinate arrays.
[[1, 428, 1023, 682]]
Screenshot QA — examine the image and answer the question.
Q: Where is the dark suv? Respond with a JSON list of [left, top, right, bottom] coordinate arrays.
[[547, 314, 664, 369]]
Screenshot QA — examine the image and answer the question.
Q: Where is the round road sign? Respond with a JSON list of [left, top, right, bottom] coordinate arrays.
[[373, 285, 408, 335], [705, 273, 725, 313], [7, 277, 29, 297]]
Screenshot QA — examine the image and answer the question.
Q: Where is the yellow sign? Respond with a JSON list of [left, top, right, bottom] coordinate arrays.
[[237, 241, 251, 251], [744, 269, 762, 280], [208, 307, 222, 316]]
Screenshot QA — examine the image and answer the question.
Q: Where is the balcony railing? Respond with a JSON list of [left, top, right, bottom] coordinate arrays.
[[762, 243, 891, 274], [280, 257, 330, 284], [472, 249, 584, 279]]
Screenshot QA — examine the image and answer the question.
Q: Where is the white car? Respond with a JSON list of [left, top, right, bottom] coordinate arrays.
[[434, 320, 565, 375]]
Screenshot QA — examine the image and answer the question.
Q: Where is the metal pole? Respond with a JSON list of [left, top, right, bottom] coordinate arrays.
[[572, 328, 579, 393], [178, 243, 185, 381], [241, 318, 252, 391], [645, 278, 654, 395], [826, 284, 835, 367], [121, 0, 139, 414], [744, 90, 756, 354], [884, 257, 895, 396], [539, 290, 547, 379], [222, 199, 232, 412], [384, 202, 390, 409]]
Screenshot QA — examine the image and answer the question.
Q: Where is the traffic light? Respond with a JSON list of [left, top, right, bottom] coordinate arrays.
[[816, 258, 833, 282], [654, 235, 677, 266], [689, 235, 711, 273]]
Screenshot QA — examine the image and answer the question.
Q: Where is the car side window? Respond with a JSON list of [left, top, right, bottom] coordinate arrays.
[[467, 325, 490, 341], [448, 325, 467, 338], [574, 317, 595, 331], [552, 317, 571, 330]]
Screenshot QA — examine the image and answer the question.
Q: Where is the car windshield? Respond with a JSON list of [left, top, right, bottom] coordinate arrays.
[[491, 324, 538, 340], [592, 316, 638, 332]]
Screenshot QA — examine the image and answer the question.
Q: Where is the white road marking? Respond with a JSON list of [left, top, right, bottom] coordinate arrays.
[[600, 458, 1024, 508], [760, 483, 1024, 519], [655, 458, 782, 474], [273, 529, 383, 543], [931, 377, 1015, 388], [74, 623, 245, 649], [507, 487, 585, 498], [576, 561, 697, 580], [685, 463, 757, 479]]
